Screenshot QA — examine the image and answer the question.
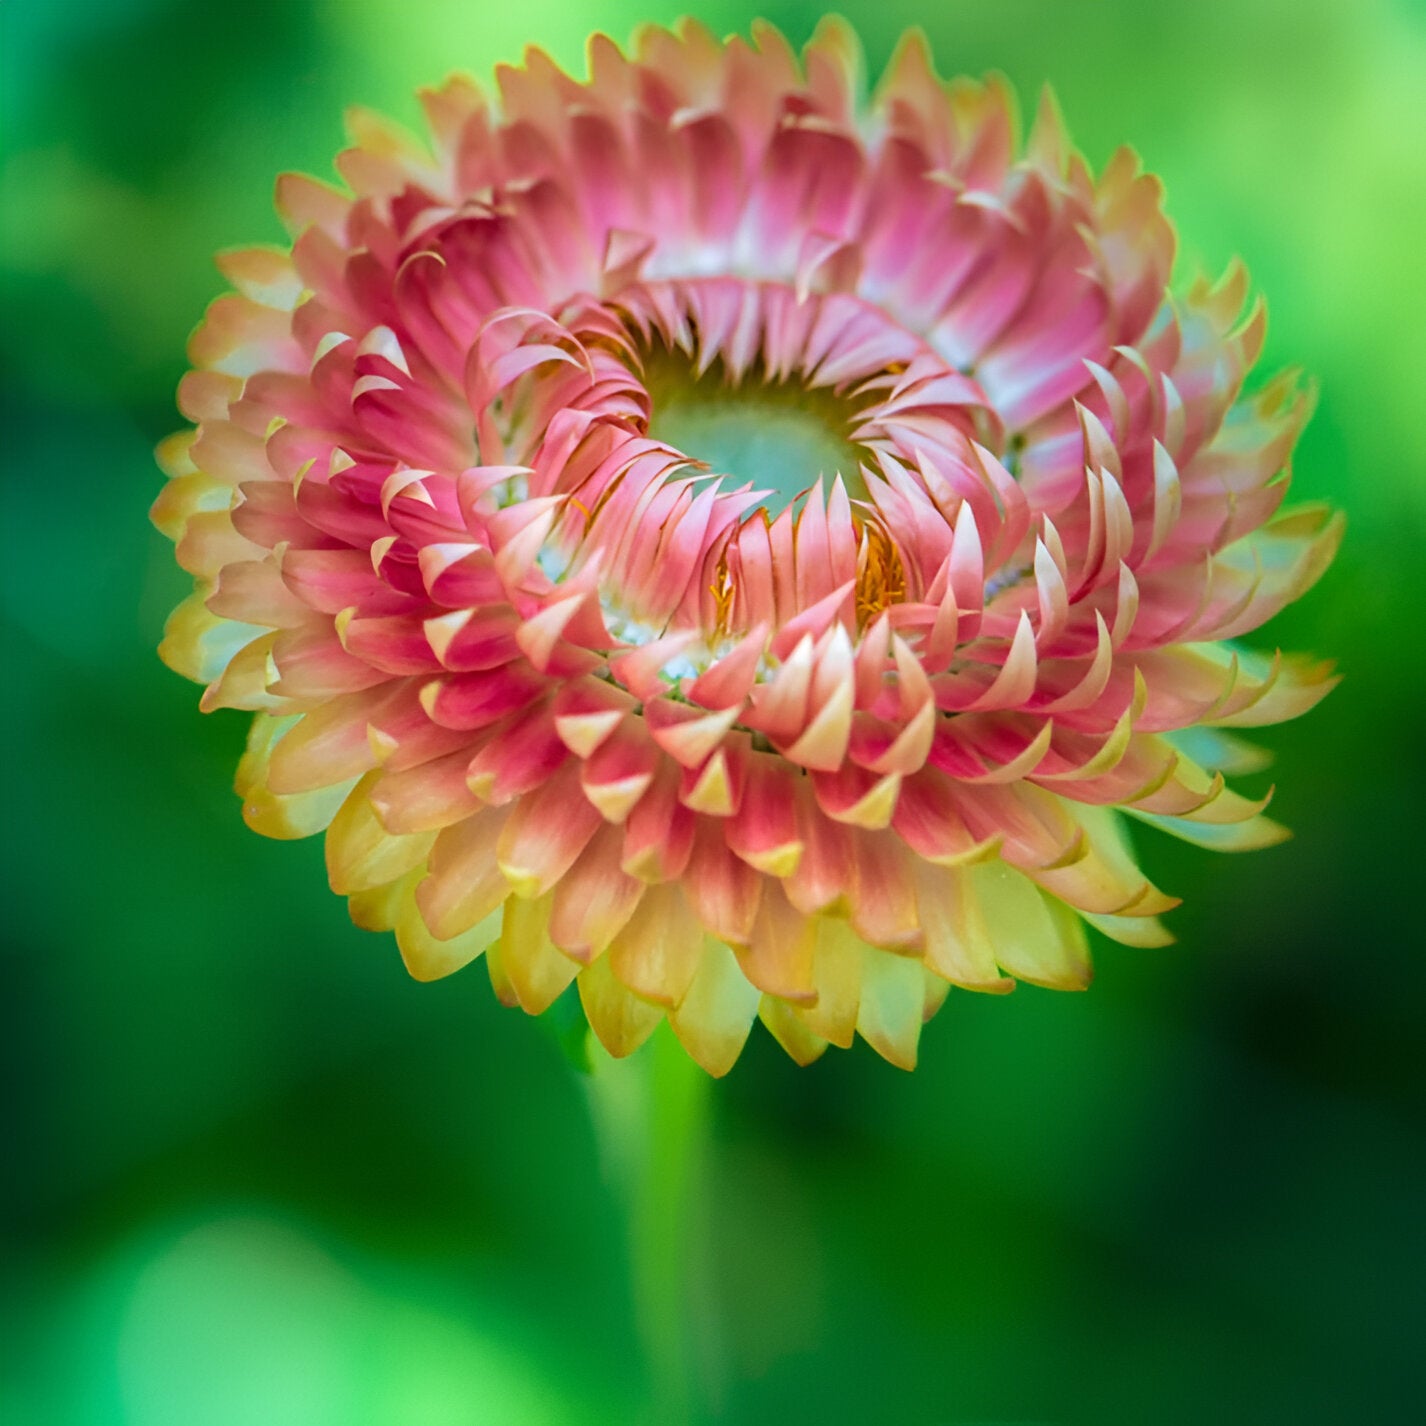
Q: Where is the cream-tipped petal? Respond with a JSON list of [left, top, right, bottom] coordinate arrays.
[[913, 861, 1011, 993], [578, 953, 663, 1058], [969, 862, 1093, 990], [759, 997, 829, 1065], [397, 885, 501, 982], [669, 940, 761, 1076], [416, 808, 512, 940], [607, 882, 703, 1007], [235, 714, 357, 840], [794, 916, 864, 1048], [856, 949, 926, 1069], [496, 764, 604, 897], [547, 826, 645, 959], [499, 893, 582, 1013], [325, 775, 436, 893], [736, 882, 818, 1003]]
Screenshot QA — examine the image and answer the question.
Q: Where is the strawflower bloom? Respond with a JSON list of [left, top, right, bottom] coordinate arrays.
[[154, 21, 1340, 1073]]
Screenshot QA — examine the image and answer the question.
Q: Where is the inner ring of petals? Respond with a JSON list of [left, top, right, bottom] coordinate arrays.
[[535, 278, 1004, 644]]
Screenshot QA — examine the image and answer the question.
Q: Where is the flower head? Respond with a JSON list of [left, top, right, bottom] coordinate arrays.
[[154, 21, 1340, 1072]]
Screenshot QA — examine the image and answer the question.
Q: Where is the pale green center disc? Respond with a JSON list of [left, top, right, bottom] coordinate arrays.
[[644, 352, 867, 512]]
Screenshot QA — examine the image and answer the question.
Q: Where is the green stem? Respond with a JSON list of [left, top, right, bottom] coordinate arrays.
[[584, 1025, 718, 1424]]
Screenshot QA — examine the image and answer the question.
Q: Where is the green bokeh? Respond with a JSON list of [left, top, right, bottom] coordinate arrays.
[[3, 1, 1423, 1422]]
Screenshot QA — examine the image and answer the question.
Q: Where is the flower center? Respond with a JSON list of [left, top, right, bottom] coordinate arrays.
[[642, 347, 867, 513], [543, 279, 996, 643]]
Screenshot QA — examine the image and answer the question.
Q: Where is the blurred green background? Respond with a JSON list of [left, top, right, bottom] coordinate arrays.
[[3, 1, 1424, 1422]]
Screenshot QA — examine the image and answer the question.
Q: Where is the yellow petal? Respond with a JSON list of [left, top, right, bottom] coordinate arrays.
[[578, 953, 663, 1058]]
